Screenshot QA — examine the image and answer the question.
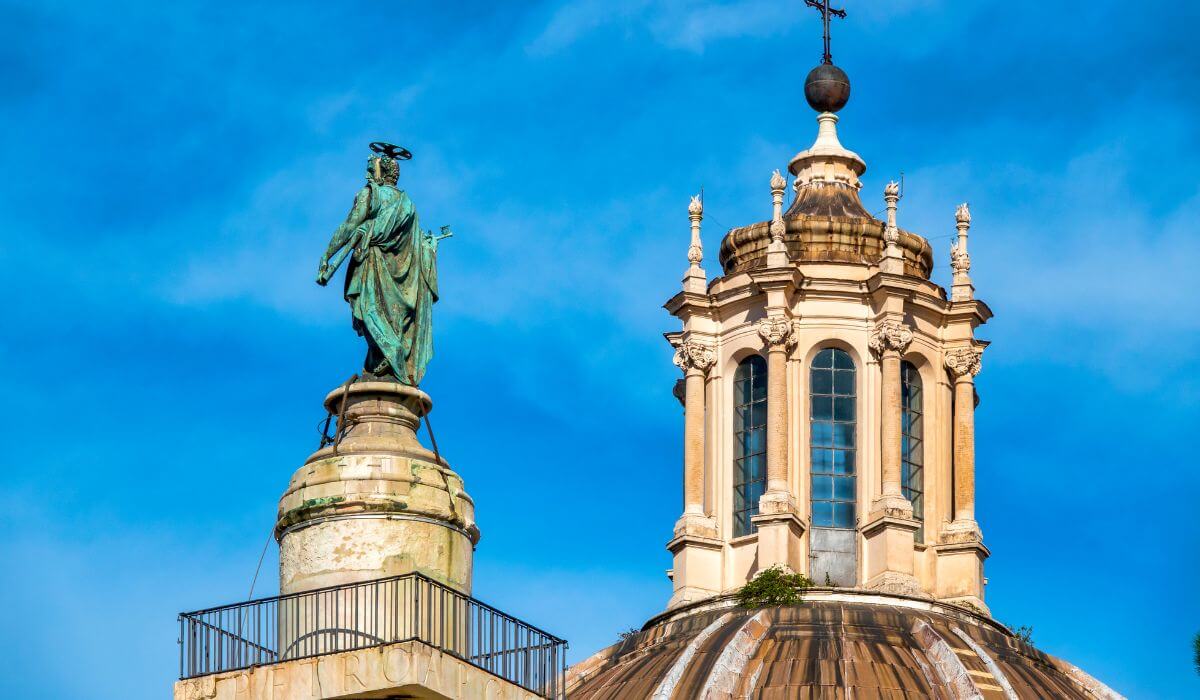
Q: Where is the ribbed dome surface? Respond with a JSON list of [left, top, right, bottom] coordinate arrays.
[[567, 593, 1116, 699], [717, 188, 933, 278]]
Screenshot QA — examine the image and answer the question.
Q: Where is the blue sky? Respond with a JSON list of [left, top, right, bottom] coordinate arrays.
[[1, 0, 1197, 697]]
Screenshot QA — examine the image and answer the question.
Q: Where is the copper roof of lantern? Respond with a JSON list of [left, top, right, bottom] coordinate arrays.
[[717, 199, 933, 278], [567, 595, 1111, 699]]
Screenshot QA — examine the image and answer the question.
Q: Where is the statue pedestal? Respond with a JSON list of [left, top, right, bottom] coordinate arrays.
[[276, 381, 479, 596]]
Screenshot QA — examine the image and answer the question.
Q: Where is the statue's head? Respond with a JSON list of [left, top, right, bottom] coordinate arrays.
[[367, 154, 399, 186]]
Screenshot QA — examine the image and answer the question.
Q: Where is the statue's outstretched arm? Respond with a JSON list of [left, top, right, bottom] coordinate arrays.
[[317, 187, 371, 285]]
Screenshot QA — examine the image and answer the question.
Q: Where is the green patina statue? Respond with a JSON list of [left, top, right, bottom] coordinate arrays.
[[317, 143, 450, 385]]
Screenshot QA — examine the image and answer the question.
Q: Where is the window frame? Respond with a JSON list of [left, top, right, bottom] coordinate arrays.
[[901, 360, 925, 542], [808, 347, 857, 530], [732, 355, 768, 538]]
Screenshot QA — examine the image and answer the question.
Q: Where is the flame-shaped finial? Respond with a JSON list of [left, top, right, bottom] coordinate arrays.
[[688, 195, 703, 218], [956, 202, 971, 227], [770, 169, 787, 192]]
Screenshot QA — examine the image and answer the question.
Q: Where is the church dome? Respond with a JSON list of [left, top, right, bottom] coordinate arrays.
[[567, 591, 1116, 699]]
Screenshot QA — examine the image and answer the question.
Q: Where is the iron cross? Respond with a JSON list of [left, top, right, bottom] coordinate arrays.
[[804, 0, 847, 65]]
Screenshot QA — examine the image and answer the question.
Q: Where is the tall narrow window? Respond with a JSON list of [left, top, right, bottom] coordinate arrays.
[[901, 361, 925, 541], [733, 355, 767, 537], [809, 347, 857, 586], [810, 348, 856, 529]]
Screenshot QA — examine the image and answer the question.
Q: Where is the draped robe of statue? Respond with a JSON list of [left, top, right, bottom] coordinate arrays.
[[320, 180, 437, 385]]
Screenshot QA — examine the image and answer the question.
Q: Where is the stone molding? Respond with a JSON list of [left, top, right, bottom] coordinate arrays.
[[673, 341, 716, 374], [938, 520, 986, 546], [755, 315, 798, 350], [944, 348, 983, 378], [867, 320, 914, 357], [865, 571, 926, 598]]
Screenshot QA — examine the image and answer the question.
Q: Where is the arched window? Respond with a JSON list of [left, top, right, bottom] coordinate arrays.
[[810, 348, 856, 529], [901, 361, 925, 541], [733, 355, 767, 537]]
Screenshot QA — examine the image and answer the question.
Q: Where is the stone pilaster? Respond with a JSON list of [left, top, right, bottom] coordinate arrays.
[[867, 320, 915, 517], [750, 315, 806, 572], [673, 340, 715, 519], [935, 346, 988, 609], [667, 339, 720, 608], [943, 347, 983, 536], [756, 315, 796, 495], [862, 320, 921, 596]]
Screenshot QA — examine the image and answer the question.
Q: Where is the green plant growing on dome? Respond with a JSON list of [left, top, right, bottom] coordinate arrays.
[[1193, 631, 1199, 676], [736, 565, 814, 608], [1012, 625, 1034, 645]]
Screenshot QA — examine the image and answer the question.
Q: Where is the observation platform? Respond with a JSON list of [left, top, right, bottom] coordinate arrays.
[[175, 573, 567, 700]]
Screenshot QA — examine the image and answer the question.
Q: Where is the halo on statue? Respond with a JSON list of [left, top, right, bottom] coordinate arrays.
[[369, 142, 413, 160]]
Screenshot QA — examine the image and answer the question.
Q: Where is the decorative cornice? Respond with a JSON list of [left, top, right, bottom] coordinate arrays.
[[673, 341, 715, 374], [756, 315, 798, 349], [944, 347, 983, 378], [867, 320, 914, 357]]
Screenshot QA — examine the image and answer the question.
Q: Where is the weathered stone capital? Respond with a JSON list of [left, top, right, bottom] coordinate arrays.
[[756, 315, 798, 350], [868, 320, 914, 357], [673, 340, 715, 374], [944, 347, 983, 378]]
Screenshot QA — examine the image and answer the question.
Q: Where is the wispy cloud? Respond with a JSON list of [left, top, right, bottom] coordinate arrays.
[[527, 0, 798, 55]]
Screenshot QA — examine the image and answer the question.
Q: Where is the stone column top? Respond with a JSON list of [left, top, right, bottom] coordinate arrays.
[[867, 320, 914, 357], [673, 340, 716, 374], [944, 347, 983, 378], [324, 380, 433, 417], [756, 315, 799, 349]]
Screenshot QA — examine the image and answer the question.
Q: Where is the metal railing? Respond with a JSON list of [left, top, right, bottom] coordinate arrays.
[[179, 573, 567, 699]]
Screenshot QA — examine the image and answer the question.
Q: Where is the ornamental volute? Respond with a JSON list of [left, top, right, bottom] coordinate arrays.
[[867, 320, 914, 357]]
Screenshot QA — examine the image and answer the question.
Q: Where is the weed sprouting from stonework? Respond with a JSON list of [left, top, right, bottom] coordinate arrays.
[[1012, 625, 1034, 645], [736, 565, 814, 608]]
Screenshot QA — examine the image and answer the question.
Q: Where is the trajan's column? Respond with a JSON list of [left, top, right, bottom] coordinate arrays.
[[280, 142, 478, 596]]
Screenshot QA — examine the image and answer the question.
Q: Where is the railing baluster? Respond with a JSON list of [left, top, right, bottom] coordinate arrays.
[[176, 573, 566, 698]]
